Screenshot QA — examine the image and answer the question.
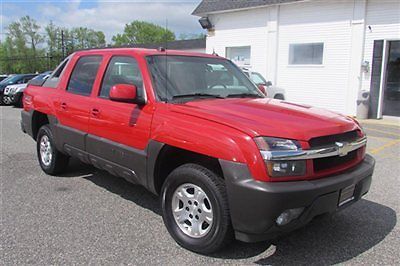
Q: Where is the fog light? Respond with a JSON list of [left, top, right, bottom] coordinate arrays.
[[276, 207, 304, 226], [266, 160, 306, 177]]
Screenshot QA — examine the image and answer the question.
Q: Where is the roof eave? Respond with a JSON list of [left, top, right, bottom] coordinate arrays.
[[192, 5, 269, 17], [192, 0, 310, 17]]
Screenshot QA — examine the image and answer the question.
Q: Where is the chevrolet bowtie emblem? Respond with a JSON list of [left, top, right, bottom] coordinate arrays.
[[336, 142, 350, 157]]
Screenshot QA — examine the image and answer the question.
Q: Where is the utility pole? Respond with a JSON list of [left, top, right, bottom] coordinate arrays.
[[61, 30, 65, 59]]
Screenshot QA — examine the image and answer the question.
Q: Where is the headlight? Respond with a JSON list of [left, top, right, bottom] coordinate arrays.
[[347, 116, 366, 137], [254, 137, 306, 177]]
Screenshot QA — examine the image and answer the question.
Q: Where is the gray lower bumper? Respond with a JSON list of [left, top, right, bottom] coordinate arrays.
[[220, 154, 375, 242]]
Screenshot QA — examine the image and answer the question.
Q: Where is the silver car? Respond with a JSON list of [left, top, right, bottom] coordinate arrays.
[[4, 71, 51, 107], [242, 69, 285, 100]]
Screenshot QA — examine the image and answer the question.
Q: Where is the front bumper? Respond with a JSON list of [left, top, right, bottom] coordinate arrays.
[[220, 154, 375, 242]]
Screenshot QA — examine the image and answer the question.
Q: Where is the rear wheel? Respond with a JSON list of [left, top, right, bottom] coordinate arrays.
[[161, 163, 233, 254], [37, 124, 69, 175]]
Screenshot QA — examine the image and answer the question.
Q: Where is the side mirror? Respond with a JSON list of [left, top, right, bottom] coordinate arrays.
[[110, 84, 144, 104], [266, 81, 272, 86]]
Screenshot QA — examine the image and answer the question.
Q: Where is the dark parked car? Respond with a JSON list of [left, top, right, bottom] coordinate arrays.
[[4, 71, 52, 107], [0, 74, 37, 105], [0, 75, 10, 82]]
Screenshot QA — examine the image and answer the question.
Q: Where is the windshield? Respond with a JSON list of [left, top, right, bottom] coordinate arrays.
[[146, 55, 263, 101], [1, 75, 23, 85], [0, 75, 16, 85]]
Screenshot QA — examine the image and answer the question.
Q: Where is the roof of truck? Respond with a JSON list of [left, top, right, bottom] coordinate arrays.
[[72, 47, 217, 59]]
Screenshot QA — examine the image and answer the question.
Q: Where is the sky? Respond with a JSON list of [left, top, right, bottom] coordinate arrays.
[[0, 0, 204, 43]]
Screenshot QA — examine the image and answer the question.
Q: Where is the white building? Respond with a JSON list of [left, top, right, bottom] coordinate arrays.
[[192, 0, 400, 118]]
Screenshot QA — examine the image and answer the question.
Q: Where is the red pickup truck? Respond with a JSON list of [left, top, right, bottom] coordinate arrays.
[[21, 48, 375, 254]]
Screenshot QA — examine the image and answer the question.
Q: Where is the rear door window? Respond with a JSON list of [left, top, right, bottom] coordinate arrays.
[[43, 57, 71, 88], [67, 56, 102, 96]]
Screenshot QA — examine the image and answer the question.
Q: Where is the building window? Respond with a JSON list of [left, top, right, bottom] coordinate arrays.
[[289, 43, 324, 65], [226, 46, 251, 66]]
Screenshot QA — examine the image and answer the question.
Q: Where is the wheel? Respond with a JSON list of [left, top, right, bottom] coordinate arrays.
[[0, 94, 11, 105], [37, 124, 69, 175], [274, 94, 285, 100], [161, 163, 233, 254]]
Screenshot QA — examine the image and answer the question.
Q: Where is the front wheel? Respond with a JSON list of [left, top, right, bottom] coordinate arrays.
[[37, 124, 69, 175], [0, 95, 11, 105], [161, 164, 233, 254]]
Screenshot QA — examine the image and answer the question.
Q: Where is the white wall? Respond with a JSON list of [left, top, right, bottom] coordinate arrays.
[[204, 0, 400, 115], [361, 0, 400, 91], [276, 0, 355, 114], [207, 8, 269, 78]]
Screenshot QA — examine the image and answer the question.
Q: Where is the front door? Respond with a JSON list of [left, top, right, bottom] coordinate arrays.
[[87, 55, 153, 185], [383, 41, 400, 117]]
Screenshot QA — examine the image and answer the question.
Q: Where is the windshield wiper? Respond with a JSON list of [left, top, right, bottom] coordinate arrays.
[[226, 93, 262, 98], [172, 93, 225, 100]]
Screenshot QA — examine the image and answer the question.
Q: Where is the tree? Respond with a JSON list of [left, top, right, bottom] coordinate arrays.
[[1, 17, 107, 74], [72, 27, 106, 50], [4, 16, 44, 73], [20, 16, 43, 54], [178, 33, 206, 40], [6, 21, 29, 73], [0, 38, 16, 74], [45, 21, 59, 55], [112, 21, 175, 46], [7, 21, 26, 52]]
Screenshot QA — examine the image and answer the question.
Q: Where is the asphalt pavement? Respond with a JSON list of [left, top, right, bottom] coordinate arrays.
[[1, 106, 399, 265]]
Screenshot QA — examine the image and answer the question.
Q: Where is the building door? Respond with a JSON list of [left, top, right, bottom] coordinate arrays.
[[383, 41, 400, 117]]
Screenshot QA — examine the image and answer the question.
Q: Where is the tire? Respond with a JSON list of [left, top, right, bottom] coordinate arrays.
[[0, 94, 10, 105], [274, 94, 285, 100], [161, 163, 233, 254], [37, 124, 69, 175]]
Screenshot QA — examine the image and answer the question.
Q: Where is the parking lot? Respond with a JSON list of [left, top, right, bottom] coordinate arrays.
[[1, 105, 399, 265]]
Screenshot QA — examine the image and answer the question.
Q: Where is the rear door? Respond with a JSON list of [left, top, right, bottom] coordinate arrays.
[[55, 55, 103, 158], [87, 55, 153, 185]]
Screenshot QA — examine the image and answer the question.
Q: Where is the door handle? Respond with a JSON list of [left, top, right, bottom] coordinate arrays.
[[61, 102, 67, 110], [91, 108, 100, 117]]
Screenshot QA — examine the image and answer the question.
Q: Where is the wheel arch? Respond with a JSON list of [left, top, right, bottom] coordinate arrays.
[[147, 141, 224, 195], [31, 110, 50, 140]]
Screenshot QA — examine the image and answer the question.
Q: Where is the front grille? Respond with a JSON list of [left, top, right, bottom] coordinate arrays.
[[309, 130, 358, 148], [313, 150, 358, 172]]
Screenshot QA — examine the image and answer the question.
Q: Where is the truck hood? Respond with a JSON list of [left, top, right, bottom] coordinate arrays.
[[171, 98, 359, 141]]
